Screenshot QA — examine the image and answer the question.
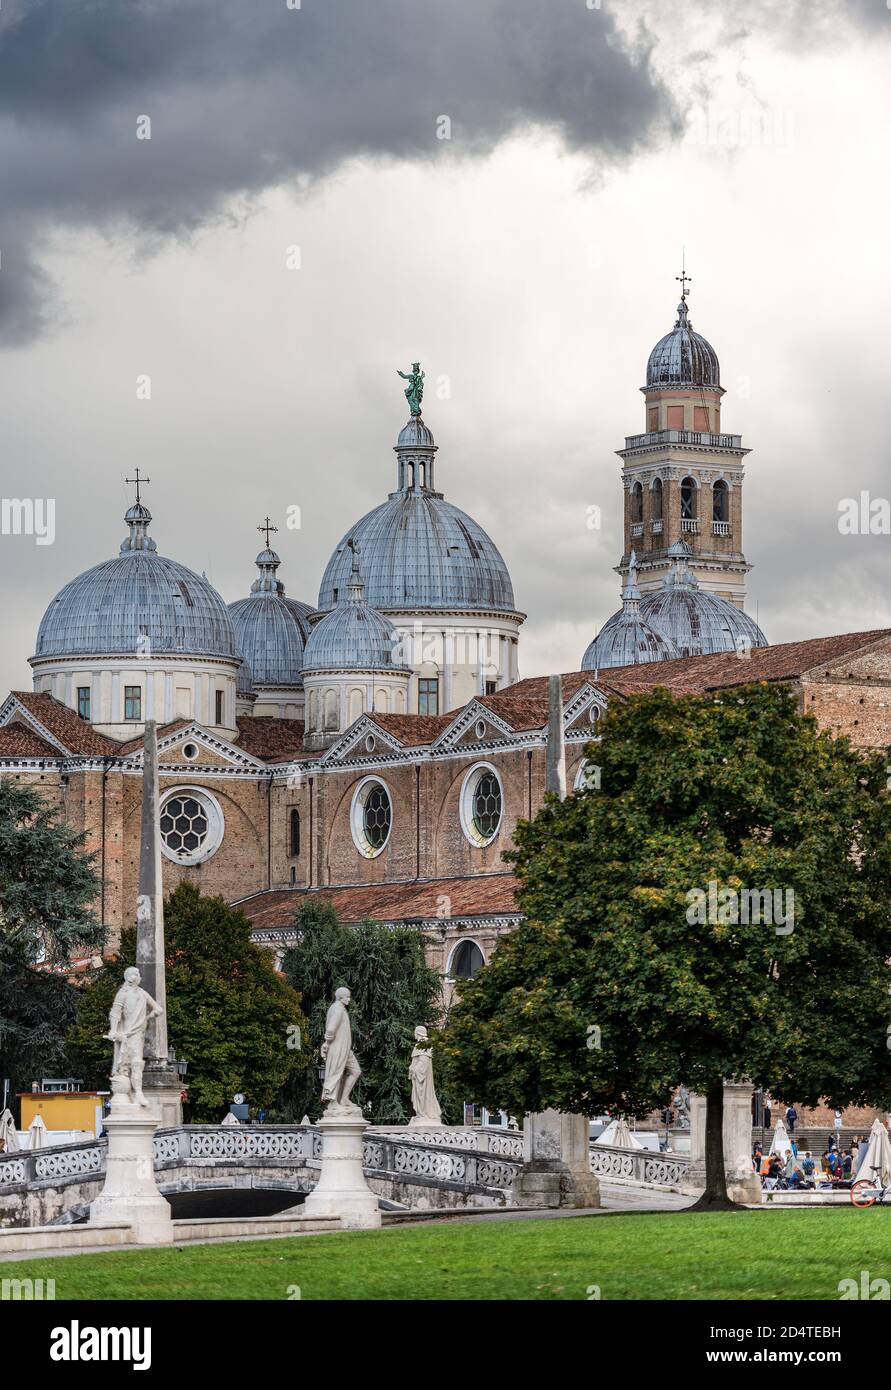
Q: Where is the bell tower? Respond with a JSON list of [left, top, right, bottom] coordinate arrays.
[[617, 271, 751, 608]]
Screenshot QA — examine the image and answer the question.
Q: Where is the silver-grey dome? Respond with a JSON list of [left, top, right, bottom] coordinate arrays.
[[638, 542, 766, 658], [33, 506, 239, 662], [646, 299, 720, 389], [582, 553, 680, 670], [228, 549, 313, 689], [318, 414, 516, 614], [305, 552, 409, 672]]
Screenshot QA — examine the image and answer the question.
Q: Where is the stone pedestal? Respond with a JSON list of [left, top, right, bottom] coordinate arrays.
[[89, 1107, 173, 1245], [141, 1062, 182, 1129], [513, 1110, 600, 1209], [687, 1082, 761, 1204], [303, 1115, 381, 1230]]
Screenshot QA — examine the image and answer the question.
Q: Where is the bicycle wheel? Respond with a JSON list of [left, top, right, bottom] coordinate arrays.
[[851, 1179, 878, 1208]]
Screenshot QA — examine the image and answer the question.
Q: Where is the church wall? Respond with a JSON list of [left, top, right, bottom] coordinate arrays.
[[803, 677, 891, 750]]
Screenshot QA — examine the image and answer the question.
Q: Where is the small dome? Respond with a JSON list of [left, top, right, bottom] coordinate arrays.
[[228, 547, 314, 690], [304, 549, 409, 672], [397, 416, 436, 449], [581, 551, 681, 670], [639, 543, 767, 658], [646, 298, 720, 389], [34, 505, 239, 662]]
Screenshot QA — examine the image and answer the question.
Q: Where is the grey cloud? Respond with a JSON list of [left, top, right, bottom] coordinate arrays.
[[0, 0, 676, 344]]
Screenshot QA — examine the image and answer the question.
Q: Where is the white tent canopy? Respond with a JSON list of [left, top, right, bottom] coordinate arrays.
[[594, 1118, 643, 1149], [857, 1118, 891, 1187]]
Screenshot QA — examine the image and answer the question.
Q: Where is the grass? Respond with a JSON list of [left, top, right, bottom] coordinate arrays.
[[2, 1208, 889, 1300]]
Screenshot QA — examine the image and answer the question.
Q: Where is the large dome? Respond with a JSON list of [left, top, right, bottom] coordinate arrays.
[[228, 548, 314, 689], [34, 504, 239, 662], [317, 415, 516, 614], [646, 298, 720, 389], [638, 543, 766, 658]]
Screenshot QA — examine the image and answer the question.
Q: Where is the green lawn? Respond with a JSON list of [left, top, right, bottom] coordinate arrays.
[[3, 1209, 889, 1300]]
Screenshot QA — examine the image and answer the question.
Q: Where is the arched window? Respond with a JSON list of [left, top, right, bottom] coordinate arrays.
[[289, 808, 300, 858], [681, 476, 697, 521], [651, 477, 663, 521], [450, 940, 485, 979], [323, 689, 338, 731], [712, 478, 729, 524], [631, 481, 643, 524], [349, 687, 363, 722]]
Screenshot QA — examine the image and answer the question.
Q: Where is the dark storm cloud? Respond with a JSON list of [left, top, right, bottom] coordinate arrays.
[[0, 0, 677, 343]]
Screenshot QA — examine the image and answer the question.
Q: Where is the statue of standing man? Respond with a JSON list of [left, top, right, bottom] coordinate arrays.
[[320, 987, 363, 1116], [104, 966, 164, 1108], [397, 362, 425, 417]]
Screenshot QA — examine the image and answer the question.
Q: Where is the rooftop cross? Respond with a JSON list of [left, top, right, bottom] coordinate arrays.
[[257, 516, 279, 548], [675, 249, 692, 302], [125, 467, 150, 506]]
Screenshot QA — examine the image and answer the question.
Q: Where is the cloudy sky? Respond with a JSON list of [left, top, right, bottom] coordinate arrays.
[[1, 0, 889, 697]]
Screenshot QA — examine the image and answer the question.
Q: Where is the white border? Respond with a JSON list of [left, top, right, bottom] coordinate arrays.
[[459, 761, 504, 848], [159, 785, 225, 866], [349, 775, 393, 859]]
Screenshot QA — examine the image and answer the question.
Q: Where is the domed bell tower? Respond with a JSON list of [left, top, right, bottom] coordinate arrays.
[[617, 271, 751, 609]]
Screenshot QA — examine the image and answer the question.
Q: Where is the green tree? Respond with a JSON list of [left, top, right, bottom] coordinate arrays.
[[0, 782, 104, 1102], [281, 901, 448, 1123], [67, 884, 308, 1121], [440, 683, 891, 1208]]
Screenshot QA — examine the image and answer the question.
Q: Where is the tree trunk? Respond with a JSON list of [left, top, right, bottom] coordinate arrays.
[[690, 1077, 738, 1211]]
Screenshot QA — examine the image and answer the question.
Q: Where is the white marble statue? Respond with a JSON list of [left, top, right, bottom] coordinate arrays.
[[320, 987, 362, 1116], [408, 1025, 443, 1127], [103, 966, 164, 1108]]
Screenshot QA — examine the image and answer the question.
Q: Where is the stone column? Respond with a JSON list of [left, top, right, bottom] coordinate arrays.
[[687, 1081, 761, 1204], [136, 721, 182, 1127], [303, 1115, 381, 1230], [89, 1103, 173, 1245], [513, 1110, 600, 1209]]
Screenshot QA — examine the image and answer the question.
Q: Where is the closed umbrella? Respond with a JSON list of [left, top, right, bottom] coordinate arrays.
[[594, 1118, 643, 1149], [0, 1108, 18, 1153], [857, 1117, 891, 1187], [27, 1115, 47, 1150], [769, 1119, 793, 1159]]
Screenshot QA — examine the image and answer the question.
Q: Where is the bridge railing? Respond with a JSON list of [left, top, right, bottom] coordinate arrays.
[[589, 1143, 691, 1188]]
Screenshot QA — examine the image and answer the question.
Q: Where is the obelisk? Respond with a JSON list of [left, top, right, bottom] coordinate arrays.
[[135, 721, 182, 1126], [513, 676, 600, 1209]]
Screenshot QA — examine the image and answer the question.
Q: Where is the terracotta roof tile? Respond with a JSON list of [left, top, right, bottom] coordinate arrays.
[[239, 872, 520, 931], [9, 692, 119, 756], [116, 719, 194, 754], [368, 713, 453, 746], [0, 723, 63, 758], [503, 631, 891, 702], [234, 716, 308, 762]]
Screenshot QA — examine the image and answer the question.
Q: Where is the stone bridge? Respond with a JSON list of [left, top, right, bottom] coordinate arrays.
[[0, 1124, 693, 1229]]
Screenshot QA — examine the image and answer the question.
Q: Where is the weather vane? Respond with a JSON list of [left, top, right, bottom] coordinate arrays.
[[125, 467, 150, 505], [257, 516, 278, 548], [676, 248, 692, 302]]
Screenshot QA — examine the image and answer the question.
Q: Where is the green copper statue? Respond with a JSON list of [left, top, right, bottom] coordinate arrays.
[[397, 362, 425, 417]]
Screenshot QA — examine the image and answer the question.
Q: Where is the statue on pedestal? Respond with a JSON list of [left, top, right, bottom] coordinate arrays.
[[408, 1026, 443, 1127], [104, 966, 164, 1108], [320, 987, 363, 1117]]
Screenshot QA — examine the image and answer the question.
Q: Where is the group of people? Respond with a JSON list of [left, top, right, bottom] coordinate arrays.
[[752, 1134, 870, 1190]]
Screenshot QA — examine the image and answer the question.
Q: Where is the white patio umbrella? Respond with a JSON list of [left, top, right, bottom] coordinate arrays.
[[594, 1118, 643, 1149], [27, 1115, 48, 1150], [221, 1111, 241, 1126], [0, 1108, 18, 1153], [857, 1118, 891, 1187], [769, 1119, 793, 1158]]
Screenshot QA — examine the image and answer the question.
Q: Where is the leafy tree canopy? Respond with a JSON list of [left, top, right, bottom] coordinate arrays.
[[67, 883, 308, 1121], [0, 781, 104, 1094], [440, 683, 891, 1199], [281, 900, 449, 1123]]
